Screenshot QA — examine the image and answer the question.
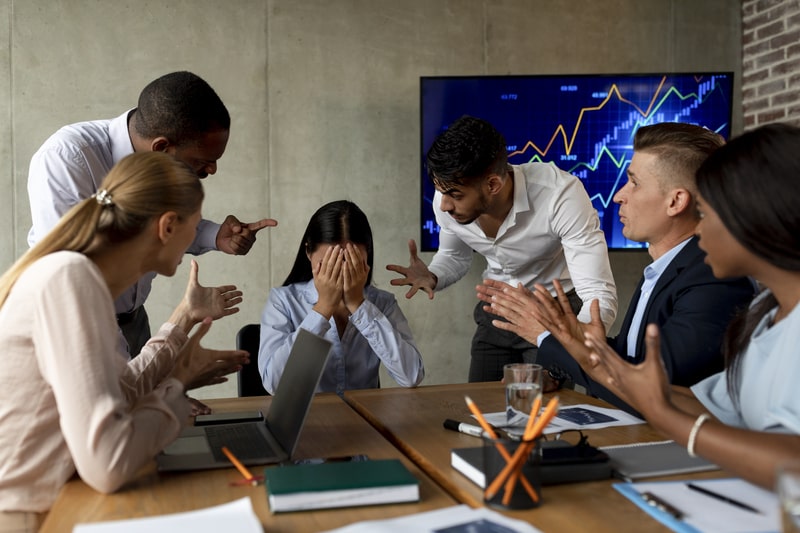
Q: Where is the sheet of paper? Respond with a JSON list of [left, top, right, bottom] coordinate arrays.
[[72, 497, 262, 533], [481, 403, 645, 437], [322, 504, 543, 532], [615, 478, 780, 533]]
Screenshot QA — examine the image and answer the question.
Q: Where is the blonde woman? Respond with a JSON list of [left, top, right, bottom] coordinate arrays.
[[0, 152, 248, 530]]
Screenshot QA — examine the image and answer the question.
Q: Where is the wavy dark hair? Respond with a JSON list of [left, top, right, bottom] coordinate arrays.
[[425, 115, 508, 190], [283, 200, 374, 286], [696, 122, 800, 402]]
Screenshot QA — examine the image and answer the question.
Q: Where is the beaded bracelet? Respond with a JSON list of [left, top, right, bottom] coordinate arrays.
[[687, 413, 711, 458]]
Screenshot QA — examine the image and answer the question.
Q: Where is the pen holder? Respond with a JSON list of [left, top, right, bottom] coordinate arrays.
[[482, 434, 542, 510]]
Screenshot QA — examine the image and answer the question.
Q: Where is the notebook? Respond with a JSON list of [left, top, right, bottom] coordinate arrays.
[[156, 328, 332, 471], [599, 440, 718, 481]]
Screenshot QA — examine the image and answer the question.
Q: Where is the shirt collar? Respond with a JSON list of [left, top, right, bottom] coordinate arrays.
[[644, 237, 692, 280], [109, 109, 136, 164]]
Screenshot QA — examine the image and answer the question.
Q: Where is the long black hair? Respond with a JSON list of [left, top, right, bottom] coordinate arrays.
[[283, 200, 374, 286], [696, 122, 800, 401]]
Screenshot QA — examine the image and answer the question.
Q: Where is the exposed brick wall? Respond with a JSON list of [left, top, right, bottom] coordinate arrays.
[[742, 0, 800, 128]]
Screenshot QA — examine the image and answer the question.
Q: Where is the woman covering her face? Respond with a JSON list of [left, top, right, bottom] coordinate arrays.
[[259, 200, 424, 395]]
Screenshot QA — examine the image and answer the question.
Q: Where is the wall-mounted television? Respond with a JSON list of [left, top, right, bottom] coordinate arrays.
[[420, 73, 734, 251]]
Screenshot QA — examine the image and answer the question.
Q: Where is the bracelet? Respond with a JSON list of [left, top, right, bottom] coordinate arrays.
[[687, 413, 711, 458]]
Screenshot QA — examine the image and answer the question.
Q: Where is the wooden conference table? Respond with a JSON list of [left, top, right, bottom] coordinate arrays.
[[344, 382, 724, 533], [39, 394, 458, 532], [41, 383, 721, 532]]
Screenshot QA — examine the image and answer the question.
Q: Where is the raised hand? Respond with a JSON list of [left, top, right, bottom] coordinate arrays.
[[169, 260, 242, 334], [583, 324, 672, 414], [528, 279, 606, 364], [342, 243, 368, 313], [169, 318, 250, 391], [182, 259, 242, 322], [476, 280, 545, 345], [386, 239, 436, 299], [216, 215, 278, 255]]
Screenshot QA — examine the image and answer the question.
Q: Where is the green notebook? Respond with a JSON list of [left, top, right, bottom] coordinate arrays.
[[264, 459, 420, 513]]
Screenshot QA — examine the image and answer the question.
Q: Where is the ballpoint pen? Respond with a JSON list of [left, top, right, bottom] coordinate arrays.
[[686, 482, 762, 514], [641, 491, 685, 520]]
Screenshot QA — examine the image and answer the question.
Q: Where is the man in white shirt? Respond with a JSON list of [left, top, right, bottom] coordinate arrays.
[[27, 71, 276, 358], [387, 116, 617, 381], [481, 122, 756, 412]]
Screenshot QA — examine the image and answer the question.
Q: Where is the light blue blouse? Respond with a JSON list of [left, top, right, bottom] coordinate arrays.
[[691, 291, 800, 433], [258, 280, 424, 395]]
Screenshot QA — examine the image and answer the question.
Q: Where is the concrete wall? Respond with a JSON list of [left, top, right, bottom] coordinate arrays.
[[0, 0, 742, 398]]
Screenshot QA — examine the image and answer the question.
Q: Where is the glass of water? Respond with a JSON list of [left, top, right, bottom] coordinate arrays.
[[503, 363, 543, 426], [778, 461, 800, 533]]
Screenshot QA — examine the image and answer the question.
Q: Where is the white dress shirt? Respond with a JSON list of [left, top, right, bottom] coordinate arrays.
[[26, 110, 220, 314], [429, 162, 617, 329]]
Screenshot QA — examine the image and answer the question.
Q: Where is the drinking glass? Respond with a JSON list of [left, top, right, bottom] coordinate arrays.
[[777, 461, 800, 533], [504, 363, 543, 425]]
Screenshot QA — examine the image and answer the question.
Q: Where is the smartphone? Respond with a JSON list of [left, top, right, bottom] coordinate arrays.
[[194, 410, 264, 426]]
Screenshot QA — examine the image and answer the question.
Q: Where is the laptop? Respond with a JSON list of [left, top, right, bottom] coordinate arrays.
[[156, 328, 333, 471]]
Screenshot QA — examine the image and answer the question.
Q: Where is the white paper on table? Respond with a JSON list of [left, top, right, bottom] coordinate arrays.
[[616, 478, 780, 533], [72, 497, 262, 533], [321, 504, 543, 532], [480, 403, 645, 437]]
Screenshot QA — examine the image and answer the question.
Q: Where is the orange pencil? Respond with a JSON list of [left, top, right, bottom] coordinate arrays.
[[502, 395, 542, 505], [221, 446, 258, 486]]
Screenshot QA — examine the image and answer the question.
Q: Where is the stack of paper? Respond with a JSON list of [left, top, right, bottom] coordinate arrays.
[[72, 498, 262, 533], [615, 478, 780, 533]]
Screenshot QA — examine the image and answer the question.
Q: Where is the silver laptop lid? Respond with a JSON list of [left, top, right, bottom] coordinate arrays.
[[266, 327, 332, 457]]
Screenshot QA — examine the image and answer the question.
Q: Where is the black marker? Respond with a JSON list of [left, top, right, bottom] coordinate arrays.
[[686, 483, 762, 514], [443, 419, 483, 438]]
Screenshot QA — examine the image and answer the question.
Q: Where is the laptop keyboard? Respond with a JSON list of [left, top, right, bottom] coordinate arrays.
[[204, 423, 276, 462]]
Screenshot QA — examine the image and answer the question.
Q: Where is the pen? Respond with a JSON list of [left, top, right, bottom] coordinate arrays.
[[221, 446, 261, 486], [686, 482, 762, 514], [443, 418, 484, 438], [641, 491, 685, 520]]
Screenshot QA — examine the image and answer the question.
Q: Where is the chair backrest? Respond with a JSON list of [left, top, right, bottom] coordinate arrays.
[[236, 323, 269, 397]]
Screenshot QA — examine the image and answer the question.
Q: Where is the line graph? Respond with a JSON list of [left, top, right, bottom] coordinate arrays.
[[420, 73, 734, 250]]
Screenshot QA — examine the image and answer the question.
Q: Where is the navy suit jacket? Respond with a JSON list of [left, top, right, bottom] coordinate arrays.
[[538, 236, 755, 412]]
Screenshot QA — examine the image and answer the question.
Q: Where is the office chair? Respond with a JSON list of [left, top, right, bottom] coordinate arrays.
[[235, 323, 269, 397]]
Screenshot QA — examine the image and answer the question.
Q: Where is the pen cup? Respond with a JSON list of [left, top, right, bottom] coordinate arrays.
[[482, 434, 542, 510]]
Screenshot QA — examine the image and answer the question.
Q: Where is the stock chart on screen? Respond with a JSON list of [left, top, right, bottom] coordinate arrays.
[[420, 73, 734, 251]]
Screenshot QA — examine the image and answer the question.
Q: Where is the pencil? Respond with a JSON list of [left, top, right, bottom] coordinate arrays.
[[221, 446, 258, 485]]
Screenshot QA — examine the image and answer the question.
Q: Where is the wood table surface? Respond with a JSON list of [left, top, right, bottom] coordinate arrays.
[[344, 382, 724, 533], [39, 393, 459, 533]]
